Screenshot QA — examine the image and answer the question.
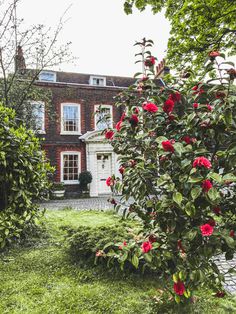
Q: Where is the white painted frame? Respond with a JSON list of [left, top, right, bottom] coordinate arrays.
[[60, 151, 81, 184], [60, 103, 81, 135], [89, 76, 106, 86], [31, 100, 45, 134], [94, 104, 113, 131], [38, 71, 56, 82]]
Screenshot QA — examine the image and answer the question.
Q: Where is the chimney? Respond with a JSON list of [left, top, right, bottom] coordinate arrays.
[[155, 59, 170, 78], [15, 45, 26, 74]]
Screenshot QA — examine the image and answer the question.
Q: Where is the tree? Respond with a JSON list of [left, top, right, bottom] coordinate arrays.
[[0, 104, 53, 248], [0, 0, 74, 128], [102, 39, 236, 301], [123, 0, 236, 76]]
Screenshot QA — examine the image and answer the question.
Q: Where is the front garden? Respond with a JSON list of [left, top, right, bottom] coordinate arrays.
[[0, 209, 236, 314]]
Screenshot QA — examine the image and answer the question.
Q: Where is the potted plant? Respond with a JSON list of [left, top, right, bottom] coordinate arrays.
[[79, 171, 92, 195], [51, 182, 65, 198]]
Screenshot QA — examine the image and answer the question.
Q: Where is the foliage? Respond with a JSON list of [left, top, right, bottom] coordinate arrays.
[[65, 221, 137, 266], [123, 0, 236, 75], [0, 104, 52, 248], [79, 171, 93, 191], [104, 38, 236, 302], [51, 182, 65, 191]]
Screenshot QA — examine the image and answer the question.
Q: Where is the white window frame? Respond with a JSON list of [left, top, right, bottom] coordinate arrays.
[[30, 101, 45, 134], [94, 104, 113, 131], [60, 151, 81, 184], [60, 103, 81, 135], [38, 71, 56, 82], [89, 76, 106, 87]]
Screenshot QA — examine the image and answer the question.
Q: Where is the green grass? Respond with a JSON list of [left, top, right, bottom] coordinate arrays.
[[0, 209, 235, 314]]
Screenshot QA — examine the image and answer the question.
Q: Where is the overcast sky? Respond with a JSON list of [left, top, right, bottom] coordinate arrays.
[[18, 0, 170, 77]]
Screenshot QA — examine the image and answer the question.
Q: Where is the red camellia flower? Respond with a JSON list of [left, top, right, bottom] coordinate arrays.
[[192, 85, 198, 91], [207, 219, 216, 227], [193, 156, 212, 169], [106, 176, 114, 187], [200, 223, 214, 236], [134, 107, 139, 114], [163, 99, 175, 114], [173, 281, 186, 296], [144, 56, 155, 66], [119, 166, 125, 175], [209, 51, 220, 58], [214, 291, 226, 298], [121, 112, 126, 121], [141, 241, 153, 253], [202, 179, 213, 192], [148, 234, 157, 243], [213, 206, 221, 215], [207, 104, 212, 111], [229, 230, 235, 238], [193, 103, 199, 109], [169, 92, 181, 103], [129, 114, 139, 126], [116, 120, 122, 132], [105, 129, 114, 140], [143, 102, 158, 113], [182, 136, 194, 145], [162, 140, 175, 153]]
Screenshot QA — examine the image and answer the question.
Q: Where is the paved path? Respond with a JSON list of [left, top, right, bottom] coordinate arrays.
[[39, 197, 236, 294], [39, 196, 114, 211]]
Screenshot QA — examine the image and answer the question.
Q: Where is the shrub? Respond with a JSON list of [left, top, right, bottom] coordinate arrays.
[[51, 182, 65, 191], [0, 104, 52, 249], [79, 171, 92, 191], [65, 221, 140, 269], [104, 39, 236, 302]]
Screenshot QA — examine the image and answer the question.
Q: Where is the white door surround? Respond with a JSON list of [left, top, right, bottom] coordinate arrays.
[[79, 131, 120, 197]]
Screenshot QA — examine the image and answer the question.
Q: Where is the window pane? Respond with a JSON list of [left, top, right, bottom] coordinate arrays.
[[63, 105, 79, 132], [63, 154, 79, 182], [32, 102, 44, 131], [96, 107, 112, 130]]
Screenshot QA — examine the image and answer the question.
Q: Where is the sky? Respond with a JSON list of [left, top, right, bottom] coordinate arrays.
[[17, 0, 171, 77]]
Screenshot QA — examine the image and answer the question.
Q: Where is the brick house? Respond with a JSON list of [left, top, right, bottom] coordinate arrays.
[[31, 62, 166, 197], [31, 70, 138, 197]]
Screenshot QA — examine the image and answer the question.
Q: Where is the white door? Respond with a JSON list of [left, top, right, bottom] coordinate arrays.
[[97, 154, 112, 194]]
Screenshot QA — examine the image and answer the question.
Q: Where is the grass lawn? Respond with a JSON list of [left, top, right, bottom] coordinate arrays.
[[0, 209, 235, 314]]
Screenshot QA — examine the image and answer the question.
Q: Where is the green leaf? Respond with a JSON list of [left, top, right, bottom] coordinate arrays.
[[132, 254, 139, 269], [173, 273, 178, 283], [191, 186, 201, 200], [173, 192, 183, 206], [224, 109, 232, 126], [224, 236, 235, 249], [207, 188, 220, 202], [188, 176, 203, 183], [185, 202, 196, 217], [223, 174, 236, 182], [144, 252, 152, 263], [119, 252, 128, 262], [175, 295, 180, 303], [209, 173, 222, 183]]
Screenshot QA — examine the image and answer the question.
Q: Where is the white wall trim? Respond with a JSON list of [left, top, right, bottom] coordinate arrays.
[[60, 151, 81, 185], [60, 102, 81, 135]]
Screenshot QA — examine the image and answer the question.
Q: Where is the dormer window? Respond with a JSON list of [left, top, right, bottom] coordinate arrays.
[[90, 76, 106, 86], [39, 71, 56, 82]]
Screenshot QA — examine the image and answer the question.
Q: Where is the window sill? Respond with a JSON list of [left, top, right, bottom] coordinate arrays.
[[60, 132, 82, 136], [62, 181, 79, 185]]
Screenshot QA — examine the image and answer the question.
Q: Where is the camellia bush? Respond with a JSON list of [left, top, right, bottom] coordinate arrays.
[[101, 39, 236, 302], [0, 104, 52, 249]]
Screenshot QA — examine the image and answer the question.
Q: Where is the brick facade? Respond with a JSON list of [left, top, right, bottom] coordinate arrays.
[[35, 71, 136, 196]]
